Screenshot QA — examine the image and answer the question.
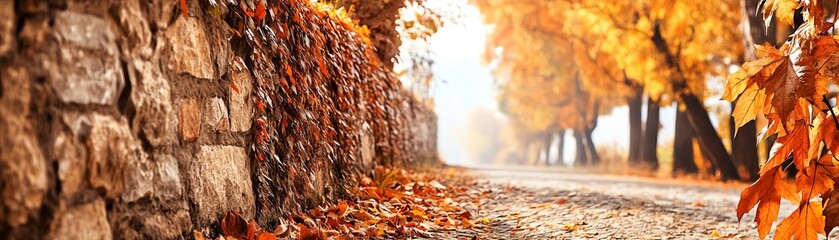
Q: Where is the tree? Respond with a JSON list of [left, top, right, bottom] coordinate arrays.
[[673, 107, 699, 175], [474, 0, 746, 177], [473, 0, 641, 166], [568, 0, 744, 179], [472, 0, 593, 166]]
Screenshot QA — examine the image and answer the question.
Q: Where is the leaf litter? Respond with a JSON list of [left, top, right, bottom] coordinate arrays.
[[197, 166, 485, 239]]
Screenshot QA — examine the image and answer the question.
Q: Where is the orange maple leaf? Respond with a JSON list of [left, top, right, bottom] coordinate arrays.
[[762, 121, 810, 174], [796, 154, 839, 203], [723, 43, 785, 102], [737, 166, 799, 239], [774, 201, 826, 239]]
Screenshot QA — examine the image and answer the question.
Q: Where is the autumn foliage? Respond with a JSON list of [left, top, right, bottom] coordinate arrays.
[[217, 0, 438, 222], [726, 0, 839, 238], [196, 167, 481, 239]]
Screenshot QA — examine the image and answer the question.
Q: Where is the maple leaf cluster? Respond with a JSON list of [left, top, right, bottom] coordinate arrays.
[[725, 0, 839, 239], [195, 166, 482, 239]]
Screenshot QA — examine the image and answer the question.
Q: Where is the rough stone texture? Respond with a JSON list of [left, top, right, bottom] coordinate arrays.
[[141, 211, 192, 239], [360, 124, 376, 170], [17, 13, 48, 52], [204, 97, 230, 132], [0, 67, 48, 227], [54, 132, 86, 196], [178, 99, 202, 142], [48, 11, 124, 105], [153, 153, 183, 200], [190, 145, 255, 226], [47, 199, 112, 240], [228, 70, 253, 132], [64, 114, 150, 201], [129, 58, 177, 146], [0, 0, 13, 57], [122, 151, 154, 203], [166, 16, 215, 79], [117, 0, 153, 58]]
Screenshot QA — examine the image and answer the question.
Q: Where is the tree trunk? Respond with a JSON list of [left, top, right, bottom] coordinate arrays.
[[673, 106, 699, 175], [741, 0, 777, 57], [641, 96, 660, 169], [728, 0, 774, 181], [649, 23, 739, 180], [729, 103, 759, 181], [557, 129, 566, 166], [584, 101, 601, 165], [543, 132, 553, 166], [764, 134, 777, 163], [682, 93, 740, 180], [584, 128, 599, 165], [627, 88, 644, 164], [521, 138, 532, 165], [573, 130, 587, 166]]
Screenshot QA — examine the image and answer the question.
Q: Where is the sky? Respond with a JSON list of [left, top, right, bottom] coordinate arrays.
[[420, 0, 690, 166]]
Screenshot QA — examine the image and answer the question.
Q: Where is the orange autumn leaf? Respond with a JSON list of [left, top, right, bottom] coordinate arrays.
[[774, 201, 826, 239], [326, 201, 349, 219], [221, 211, 249, 239], [353, 209, 375, 221], [722, 43, 786, 102], [737, 166, 799, 239], [179, 0, 188, 17], [257, 232, 277, 240], [795, 154, 839, 202], [761, 121, 809, 174], [242, 1, 267, 21]]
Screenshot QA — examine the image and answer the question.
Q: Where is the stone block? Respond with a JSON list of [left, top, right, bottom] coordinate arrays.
[[122, 150, 153, 203], [166, 16, 215, 79], [65, 114, 148, 200], [204, 97, 229, 132], [48, 11, 123, 105], [0, 0, 14, 57], [178, 98, 202, 142], [188, 145, 254, 226], [140, 211, 191, 239], [54, 132, 86, 196], [47, 199, 112, 240], [229, 70, 253, 132], [128, 59, 176, 146], [153, 153, 182, 199], [0, 67, 47, 227], [117, 0, 153, 58]]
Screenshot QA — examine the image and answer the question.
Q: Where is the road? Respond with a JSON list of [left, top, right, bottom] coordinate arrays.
[[425, 165, 831, 239]]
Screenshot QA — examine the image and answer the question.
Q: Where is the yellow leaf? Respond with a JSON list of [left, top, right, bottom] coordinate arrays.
[[732, 84, 766, 134], [762, 0, 801, 27]]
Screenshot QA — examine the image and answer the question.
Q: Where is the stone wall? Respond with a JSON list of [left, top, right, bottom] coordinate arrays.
[[0, 0, 438, 238]]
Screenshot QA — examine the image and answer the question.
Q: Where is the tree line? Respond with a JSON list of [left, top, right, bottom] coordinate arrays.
[[470, 0, 801, 181]]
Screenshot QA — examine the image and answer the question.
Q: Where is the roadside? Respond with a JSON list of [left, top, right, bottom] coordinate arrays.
[[424, 165, 821, 239]]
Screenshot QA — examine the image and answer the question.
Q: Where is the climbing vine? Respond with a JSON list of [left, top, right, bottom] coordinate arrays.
[[214, 0, 437, 223]]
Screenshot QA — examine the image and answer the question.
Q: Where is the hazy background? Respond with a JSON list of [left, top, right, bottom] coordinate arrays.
[[413, 0, 688, 166]]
